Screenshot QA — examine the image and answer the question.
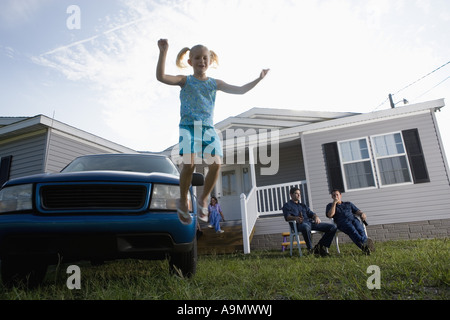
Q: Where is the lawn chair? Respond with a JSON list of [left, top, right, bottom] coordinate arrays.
[[285, 220, 341, 256], [287, 221, 303, 257], [333, 215, 368, 254]]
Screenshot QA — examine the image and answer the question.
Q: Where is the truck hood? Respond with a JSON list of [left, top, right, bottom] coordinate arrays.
[[2, 171, 180, 187]]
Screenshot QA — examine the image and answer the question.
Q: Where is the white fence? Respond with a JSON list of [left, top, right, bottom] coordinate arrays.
[[256, 181, 308, 215], [240, 186, 258, 254]]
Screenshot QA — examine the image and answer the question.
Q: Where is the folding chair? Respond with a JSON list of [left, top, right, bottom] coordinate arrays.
[[287, 221, 303, 257], [333, 215, 367, 254], [288, 220, 341, 255]]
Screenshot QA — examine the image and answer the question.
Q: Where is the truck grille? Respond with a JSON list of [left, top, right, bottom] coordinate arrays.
[[39, 184, 148, 211]]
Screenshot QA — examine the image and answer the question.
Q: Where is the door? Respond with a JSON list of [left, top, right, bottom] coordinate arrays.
[[215, 165, 252, 221]]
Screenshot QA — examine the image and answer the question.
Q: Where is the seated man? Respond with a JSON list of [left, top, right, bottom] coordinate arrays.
[[282, 187, 337, 256], [326, 189, 375, 255]]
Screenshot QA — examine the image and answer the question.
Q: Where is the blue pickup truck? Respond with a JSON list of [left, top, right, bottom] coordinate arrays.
[[0, 153, 203, 287]]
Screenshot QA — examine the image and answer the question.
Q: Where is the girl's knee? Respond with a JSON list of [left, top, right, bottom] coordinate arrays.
[[181, 161, 196, 174], [208, 161, 221, 172]]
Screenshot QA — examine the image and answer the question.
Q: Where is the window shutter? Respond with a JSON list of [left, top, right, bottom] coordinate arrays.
[[323, 142, 345, 192], [0, 155, 13, 187], [402, 129, 430, 184]]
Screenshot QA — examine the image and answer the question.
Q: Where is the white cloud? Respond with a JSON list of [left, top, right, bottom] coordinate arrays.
[[0, 46, 17, 59]]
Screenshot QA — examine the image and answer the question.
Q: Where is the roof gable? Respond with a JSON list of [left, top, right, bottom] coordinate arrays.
[[215, 107, 359, 133], [0, 117, 31, 128]]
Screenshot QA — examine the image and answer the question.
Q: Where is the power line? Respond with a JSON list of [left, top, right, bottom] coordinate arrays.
[[414, 75, 450, 100], [373, 60, 450, 111], [393, 60, 450, 96]]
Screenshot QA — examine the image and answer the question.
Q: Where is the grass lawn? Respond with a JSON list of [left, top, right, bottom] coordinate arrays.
[[0, 238, 448, 300]]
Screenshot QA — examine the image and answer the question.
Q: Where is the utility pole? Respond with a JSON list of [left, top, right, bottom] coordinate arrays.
[[389, 94, 395, 109]]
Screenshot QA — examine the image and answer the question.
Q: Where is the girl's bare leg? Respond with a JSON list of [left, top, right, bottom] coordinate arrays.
[[179, 154, 195, 214], [198, 156, 221, 208]]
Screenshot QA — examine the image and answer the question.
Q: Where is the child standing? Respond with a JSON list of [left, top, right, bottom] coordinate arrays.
[[156, 39, 269, 225], [208, 196, 225, 233]]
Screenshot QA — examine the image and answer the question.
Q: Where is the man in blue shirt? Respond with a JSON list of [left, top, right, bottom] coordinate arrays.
[[326, 189, 375, 255], [282, 187, 337, 256]]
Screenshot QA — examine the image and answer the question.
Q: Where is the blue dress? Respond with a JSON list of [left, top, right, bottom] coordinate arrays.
[[178, 75, 223, 157], [179, 75, 216, 127], [208, 203, 223, 232]]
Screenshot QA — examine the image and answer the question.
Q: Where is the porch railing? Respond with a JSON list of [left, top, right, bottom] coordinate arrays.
[[240, 180, 307, 254], [257, 180, 308, 215], [240, 186, 258, 254]]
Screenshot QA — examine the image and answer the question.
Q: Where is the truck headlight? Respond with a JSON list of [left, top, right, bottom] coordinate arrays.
[[0, 184, 33, 213], [150, 184, 191, 211]]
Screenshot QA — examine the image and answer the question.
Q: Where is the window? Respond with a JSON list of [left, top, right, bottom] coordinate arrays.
[[0, 156, 13, 186], [242, 167, 252, 196], [338, 138, 376, 190], [371, 133, 412, 186], [222, 170, 237, 196], [323, 128, 429, 192]]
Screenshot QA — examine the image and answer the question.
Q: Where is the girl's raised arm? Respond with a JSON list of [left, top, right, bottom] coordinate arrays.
[[156, 39, 186, 86], [216, 69, 269, 95]]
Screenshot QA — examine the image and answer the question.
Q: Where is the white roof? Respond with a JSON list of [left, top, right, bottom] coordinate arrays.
[[216, 107, 358, 132], [286, 98, 445, 136], [0, 115, 138, 154], [217, 99, 445, 148]]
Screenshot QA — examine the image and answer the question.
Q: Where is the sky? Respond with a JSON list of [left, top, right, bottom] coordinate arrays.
[[1, 0, 450, 160]]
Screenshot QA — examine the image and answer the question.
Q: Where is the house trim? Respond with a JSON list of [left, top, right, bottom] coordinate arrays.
[[0, 129, 48, 146], [301, 109, 430, 135], [299, 99, 444, 136], [430, 110, 450, 184]]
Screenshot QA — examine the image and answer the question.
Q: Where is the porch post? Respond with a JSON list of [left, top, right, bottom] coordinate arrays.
[[241, 146, 257, 254], [240, 193, 250, 254], [249, 146, 257, 188]]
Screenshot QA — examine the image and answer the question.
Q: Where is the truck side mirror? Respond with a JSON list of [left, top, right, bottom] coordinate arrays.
[[191, 173, 204, 186]]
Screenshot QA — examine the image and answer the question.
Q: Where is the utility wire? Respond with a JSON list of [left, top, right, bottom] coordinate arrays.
[[414, 75, 450, 100], [393, 60, 450, 96], [373, 60, 450, 111]]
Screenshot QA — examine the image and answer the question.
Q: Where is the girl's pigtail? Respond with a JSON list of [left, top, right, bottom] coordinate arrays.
[[210, 50, 219, 68], [176, 47, 190, 69]]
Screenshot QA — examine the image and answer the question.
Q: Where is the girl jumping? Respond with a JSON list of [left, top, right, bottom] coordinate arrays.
[[156, 38, 269, 225]]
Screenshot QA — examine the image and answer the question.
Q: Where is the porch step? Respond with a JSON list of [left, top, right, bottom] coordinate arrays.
[[197, 222, 243, 255]]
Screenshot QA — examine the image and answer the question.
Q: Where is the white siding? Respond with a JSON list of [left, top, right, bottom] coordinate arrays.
[[255, 140, 305, 186], [45, 131, 129, 173], [0, 131, 47, 179], [303, 110, 450, 225]]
